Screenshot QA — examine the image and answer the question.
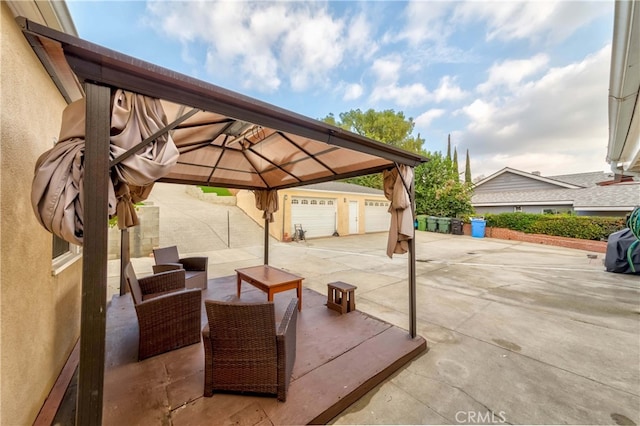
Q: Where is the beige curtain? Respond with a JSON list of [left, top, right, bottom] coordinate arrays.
[[254, 189, 279, 223], [31, 89, 179, 245], [383, 165, 414, 258]]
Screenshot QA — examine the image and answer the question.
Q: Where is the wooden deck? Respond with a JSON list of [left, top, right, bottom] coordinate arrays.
[[94, 275, 426, 424]]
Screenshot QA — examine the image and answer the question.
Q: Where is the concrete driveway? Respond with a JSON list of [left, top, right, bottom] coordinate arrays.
[[114, 184, 639, 425]]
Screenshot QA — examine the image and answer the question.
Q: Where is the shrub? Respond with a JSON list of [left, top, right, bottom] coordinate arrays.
[[484, 213, 539, 232], [198, 186, 232, 196], [483, 213, 627, 241]]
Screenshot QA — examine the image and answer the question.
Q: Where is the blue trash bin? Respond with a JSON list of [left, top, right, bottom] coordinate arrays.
[[471, 218, 486, 238]]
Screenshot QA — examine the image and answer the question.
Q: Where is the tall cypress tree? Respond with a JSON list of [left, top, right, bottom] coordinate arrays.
[[465, 149, 472, 184], [453, 148, 459, 181], [446, 134, 452, 162]]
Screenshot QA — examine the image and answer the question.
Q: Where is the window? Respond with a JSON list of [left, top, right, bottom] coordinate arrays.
[[301, 200, 308, 205], [51, 235, 81, 275], [327, 200, 333, 205], [310, 200, 317, 205], [291, 199, 299, 204], [514, 206, 522, 213], [319, 200, 325, 205], [52, 235, 69, 258]]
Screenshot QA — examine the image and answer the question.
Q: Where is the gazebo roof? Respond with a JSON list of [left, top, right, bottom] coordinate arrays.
[[18, 17, 427, 191], [18, 16, 424, 424]]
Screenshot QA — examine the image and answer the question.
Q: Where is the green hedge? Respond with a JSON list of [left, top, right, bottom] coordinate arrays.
[[484, 213, 627, 241]]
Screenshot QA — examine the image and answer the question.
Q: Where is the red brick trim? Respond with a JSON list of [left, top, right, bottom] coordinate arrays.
[[461, 223, 606, 253]]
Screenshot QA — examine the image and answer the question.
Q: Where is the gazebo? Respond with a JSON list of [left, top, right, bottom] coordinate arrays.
[[19, 17, 428, 424]]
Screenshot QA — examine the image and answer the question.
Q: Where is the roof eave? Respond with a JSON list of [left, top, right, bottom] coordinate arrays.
[[607, 0, 640, 176], [473, 167, 581, 189], [471, 200, 574, 207]]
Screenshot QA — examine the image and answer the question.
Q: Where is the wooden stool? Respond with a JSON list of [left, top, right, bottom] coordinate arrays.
[[327, 281, 357, 314]]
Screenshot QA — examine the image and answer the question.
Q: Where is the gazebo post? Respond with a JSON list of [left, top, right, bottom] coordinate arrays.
[[76, 82, 111, 425], [120, 228, 130, 295], [264, 218, 270, 265], [409, 178, 417, 338]]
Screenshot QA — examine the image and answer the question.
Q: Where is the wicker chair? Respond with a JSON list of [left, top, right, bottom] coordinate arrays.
[[152, 245, 208, 290], [124, 263, 202, 360], [202, 298, 298, 401]]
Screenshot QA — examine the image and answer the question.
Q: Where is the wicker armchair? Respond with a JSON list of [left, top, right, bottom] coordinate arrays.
[[124, 263, 202, 360], [152, 245, 208, 290], [202, 298, 298, 401]]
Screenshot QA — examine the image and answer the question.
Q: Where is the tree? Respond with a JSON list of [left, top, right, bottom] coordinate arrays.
[[465, 149, 472, 184], [415, 151, 473, 218], [321, 109, 425, 188], [323, 109, 425, 154], [321, 109, 473, 217], [446, 134, 452, 162], [453, 148, 459, 181]]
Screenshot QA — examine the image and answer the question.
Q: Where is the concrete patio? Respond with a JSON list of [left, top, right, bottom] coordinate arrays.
[[88, 184, 640, 425]]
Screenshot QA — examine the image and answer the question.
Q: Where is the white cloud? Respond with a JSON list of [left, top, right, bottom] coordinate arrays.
[[477, 54, 549, 94], [471, 151, 609, 181], [453, 1, 610, 45], [371, 57, 402, 83], [370, 83, 430, 108], [433, 76, 469, 102], [281, 10, 345, 91], [345, 12, 378, 59], [396, 1, 453, 45], [460, 99, 497, 132], [458, 45, 612, 177], [368, 56, 430, 107], [343, 83, 364, 101], [415, 109, 446, 128], [146, 1, 375, 93]]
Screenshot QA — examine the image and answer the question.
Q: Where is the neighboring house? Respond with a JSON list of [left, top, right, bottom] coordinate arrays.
[[1, 2, 84, 425], [236, 181, 391, 240], [472, 167, 640, 217]]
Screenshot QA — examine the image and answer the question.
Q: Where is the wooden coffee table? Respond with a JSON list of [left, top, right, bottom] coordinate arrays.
[[236, 265, 304, 311]]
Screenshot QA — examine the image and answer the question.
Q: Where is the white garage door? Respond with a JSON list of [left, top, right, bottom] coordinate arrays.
[[364, 200, 390, 232], [291, 197, 337, 238]]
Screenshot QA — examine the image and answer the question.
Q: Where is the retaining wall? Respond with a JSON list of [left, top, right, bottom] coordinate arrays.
[[108, 204, 160, 259], [185, 186, 237, 205]]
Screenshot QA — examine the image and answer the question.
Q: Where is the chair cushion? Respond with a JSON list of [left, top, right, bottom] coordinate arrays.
[[153, 246, 180, 264]]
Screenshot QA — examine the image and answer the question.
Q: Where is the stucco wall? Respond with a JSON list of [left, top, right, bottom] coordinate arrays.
[[1, 5, 82, 424], [236, 188, 389, 241]]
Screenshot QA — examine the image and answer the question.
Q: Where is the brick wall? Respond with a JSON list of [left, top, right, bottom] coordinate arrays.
[[461, 223, 607, 253]]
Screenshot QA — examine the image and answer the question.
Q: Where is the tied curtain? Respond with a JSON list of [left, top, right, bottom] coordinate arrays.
[[254, 189, 279, 223], [31, 89, 179, 245], [383, 165, 415, 258]]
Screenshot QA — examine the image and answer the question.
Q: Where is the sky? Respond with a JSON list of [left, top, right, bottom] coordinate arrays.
[[66, 0, 615, 180]]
